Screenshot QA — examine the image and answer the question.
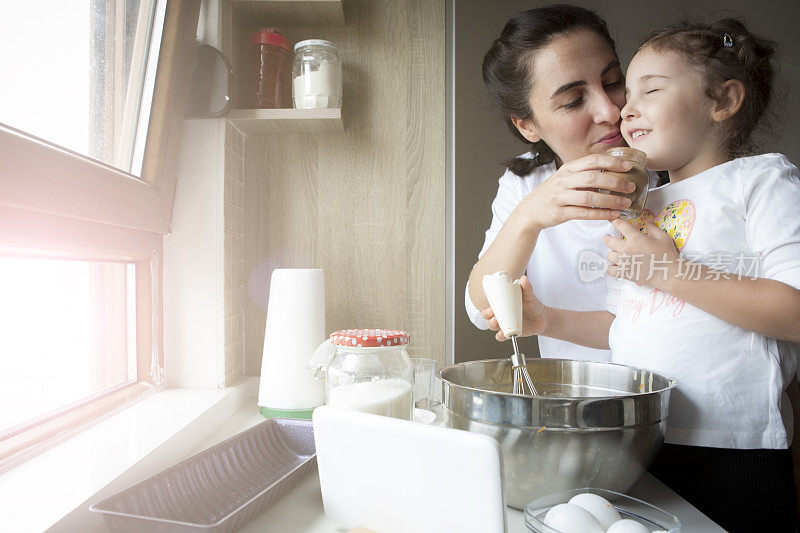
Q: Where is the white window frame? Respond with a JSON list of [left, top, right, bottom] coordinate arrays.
[[0, 0, 201, 472]]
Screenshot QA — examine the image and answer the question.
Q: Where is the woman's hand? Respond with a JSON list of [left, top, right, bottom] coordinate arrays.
[[603, 219, 681, 289], [481, 276, 549, 341], [521, 153, 638, 231]]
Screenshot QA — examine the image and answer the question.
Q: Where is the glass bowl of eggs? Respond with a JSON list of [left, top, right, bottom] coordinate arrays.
[[524, 488, 681, 533]]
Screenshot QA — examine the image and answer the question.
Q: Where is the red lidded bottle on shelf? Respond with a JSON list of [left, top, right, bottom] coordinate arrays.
[[250, 28, 291, 108]]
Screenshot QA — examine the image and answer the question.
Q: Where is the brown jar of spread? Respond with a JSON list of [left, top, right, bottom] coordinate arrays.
[[600, 147, 649, 218], [251, 28, 291, 109]]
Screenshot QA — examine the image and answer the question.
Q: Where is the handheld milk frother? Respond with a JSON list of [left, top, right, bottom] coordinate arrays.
[[482, 272, 538, 396]]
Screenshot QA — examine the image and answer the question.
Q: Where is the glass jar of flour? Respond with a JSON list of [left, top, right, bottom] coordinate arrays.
[[325, 329, 413, 420], [292, 39, 342, 109]]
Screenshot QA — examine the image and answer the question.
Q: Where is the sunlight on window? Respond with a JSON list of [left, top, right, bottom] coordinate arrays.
[[0, 258, 135, 434], [0, 0, 152, 174], [0, 3, 90, 154]]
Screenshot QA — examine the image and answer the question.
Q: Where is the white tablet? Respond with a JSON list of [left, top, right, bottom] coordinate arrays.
[[313, 405, 506, 533]]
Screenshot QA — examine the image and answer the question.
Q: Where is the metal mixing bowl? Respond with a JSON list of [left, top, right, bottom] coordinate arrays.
[[439, 358, 676, 509]]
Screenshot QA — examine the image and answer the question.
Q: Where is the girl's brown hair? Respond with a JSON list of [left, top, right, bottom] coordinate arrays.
[[641, 18, 776, 159]]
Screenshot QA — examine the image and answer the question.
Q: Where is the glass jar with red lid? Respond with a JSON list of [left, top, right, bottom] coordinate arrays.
[[325, 329, 414, 421]]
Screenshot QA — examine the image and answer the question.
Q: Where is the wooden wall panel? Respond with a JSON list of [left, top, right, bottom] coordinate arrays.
[[242, 0, 446, 373], [403, 0, 446, 364]]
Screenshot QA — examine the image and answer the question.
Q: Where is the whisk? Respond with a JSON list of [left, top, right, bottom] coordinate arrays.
[[483, 272, 538, 396], [509, 336, 537, 395]]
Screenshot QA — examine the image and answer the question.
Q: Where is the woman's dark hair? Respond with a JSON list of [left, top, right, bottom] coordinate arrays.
[[482, 5, 618, 176], [641, 19, 776, 159]]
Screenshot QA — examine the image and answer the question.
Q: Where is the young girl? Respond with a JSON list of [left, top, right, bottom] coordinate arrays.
[[483, 19, 800, 532]]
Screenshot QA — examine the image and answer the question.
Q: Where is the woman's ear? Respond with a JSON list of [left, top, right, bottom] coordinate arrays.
[[511, 116, 542, 143], [710, 79, 746, 123]]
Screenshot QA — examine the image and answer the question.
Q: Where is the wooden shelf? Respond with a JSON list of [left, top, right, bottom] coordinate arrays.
[[233, 0, 345, 27], [227, 108, 343, 134]]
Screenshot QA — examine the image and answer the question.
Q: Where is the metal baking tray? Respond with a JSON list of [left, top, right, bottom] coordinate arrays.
[[90, 418, 315, 532]]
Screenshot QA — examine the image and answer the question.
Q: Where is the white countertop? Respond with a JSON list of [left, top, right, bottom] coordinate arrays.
[[189, 405, 726, 533]]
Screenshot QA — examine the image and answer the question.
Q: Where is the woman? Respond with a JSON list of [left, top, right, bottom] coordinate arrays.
[[467, 4, 800, 524], [466, 5, 651, 361]]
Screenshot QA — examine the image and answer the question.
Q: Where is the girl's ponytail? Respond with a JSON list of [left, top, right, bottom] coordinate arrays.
[[713, 19, 776, 155]]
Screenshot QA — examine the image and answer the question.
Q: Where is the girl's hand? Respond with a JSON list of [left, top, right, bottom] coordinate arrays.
[[520, 153, 638, 230], [480, 276, 550, 341], [603, 219, 681, 289]]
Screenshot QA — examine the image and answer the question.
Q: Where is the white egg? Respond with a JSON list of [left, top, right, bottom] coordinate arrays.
[[568, 492, 622, 529], [606, 518, 651, 533], [543, 503, 605, 533]]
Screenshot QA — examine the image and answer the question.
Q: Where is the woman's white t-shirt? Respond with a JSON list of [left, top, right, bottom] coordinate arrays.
[[465, 157, 658, 361], [607, 154, 800, 449]]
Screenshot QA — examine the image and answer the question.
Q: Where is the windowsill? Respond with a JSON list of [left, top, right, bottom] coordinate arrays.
[[0, 376, 258, 532]]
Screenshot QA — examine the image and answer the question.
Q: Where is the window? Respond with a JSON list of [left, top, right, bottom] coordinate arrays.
[[0, 0, 159, 176], [0, 258, 134, 434], [0, 0, 201, 471]]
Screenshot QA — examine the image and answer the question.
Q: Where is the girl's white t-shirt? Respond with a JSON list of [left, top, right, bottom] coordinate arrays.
[[607, 153, 800, 450], [465, 157, 659, 361]]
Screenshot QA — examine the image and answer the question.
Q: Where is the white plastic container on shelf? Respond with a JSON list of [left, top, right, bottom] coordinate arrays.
[[292, 39, 342, 109]]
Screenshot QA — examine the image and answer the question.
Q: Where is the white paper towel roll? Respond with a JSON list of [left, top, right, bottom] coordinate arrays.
[[258, 269, 325, 411]]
